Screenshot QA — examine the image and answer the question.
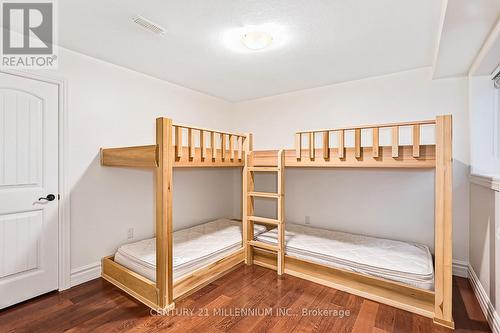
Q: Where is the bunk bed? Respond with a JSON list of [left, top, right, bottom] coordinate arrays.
[[100, 118, 254, 313], [100, 115, 453, 329], [244, 115, 453, 329]]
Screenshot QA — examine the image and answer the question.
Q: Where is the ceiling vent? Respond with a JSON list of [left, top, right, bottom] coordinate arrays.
[[132, 16, 166, 35]]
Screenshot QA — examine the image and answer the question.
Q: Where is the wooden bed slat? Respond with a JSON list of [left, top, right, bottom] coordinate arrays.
[[309, 132, 315, 159], [392, 126, 399, 158], [221, 133, 226, 160], [413, 124, 420, 158], [338, 130, 345, 159], [238, 136, 243, 161], [211, 132, 216, 160], [175, 126, 182, 159], [323, 131, 330, 159], [230, 135, 235, 161], [295, 133, 302, 160], [355, 128, 361, 159], [200, 130, 206, 159], [188, 128, 194, 159], [372, 128, 379, 158]]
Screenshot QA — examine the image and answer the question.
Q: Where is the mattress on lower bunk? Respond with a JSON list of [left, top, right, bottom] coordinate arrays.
[[254, 223, 434, 290], [114, 218, 267, 282]]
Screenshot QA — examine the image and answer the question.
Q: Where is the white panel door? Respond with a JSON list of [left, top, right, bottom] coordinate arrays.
[[0, 72, 59, 309]]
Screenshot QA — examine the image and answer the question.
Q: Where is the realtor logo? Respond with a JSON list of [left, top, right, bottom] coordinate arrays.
[[1, 1, 57, 68]]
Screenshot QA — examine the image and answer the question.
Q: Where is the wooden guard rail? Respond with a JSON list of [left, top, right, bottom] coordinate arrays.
[[173, 123, 246, 163], [100, 122, 248, 168], [294, 119, 436, 162]]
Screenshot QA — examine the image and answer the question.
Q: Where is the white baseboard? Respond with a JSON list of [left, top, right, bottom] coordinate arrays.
[[70, 261, 101, 287], [452, 260, 469, 278], [468, 264, 500, 333]]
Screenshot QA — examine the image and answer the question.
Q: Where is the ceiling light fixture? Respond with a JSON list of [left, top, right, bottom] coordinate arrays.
[[221, 23, 288, 53], [241, 31, 273, 50]]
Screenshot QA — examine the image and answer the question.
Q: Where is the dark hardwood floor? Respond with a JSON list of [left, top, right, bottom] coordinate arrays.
[[0, 264, 491, 332]]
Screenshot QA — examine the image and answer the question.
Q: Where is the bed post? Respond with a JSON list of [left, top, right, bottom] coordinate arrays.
[[433, 115, 453, 329], [243, 133, 254, 264], [156, 117, 174, 312]]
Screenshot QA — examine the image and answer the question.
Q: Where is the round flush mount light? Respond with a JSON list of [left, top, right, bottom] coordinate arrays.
[[221, 23, 288, 53], [241, 31, 273, 50]]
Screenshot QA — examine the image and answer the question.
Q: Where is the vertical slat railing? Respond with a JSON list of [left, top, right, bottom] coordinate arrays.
[[295, 119, 436, 162], [172, 124, 246, 163]]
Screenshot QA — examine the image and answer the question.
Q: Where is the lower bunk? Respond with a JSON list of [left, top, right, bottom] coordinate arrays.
[[102, 219, 267, 309], [251, 223, 437, 321]]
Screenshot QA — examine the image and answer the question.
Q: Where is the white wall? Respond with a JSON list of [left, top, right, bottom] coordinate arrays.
[[232, 67, 470, 262], [469, 75, 500, 174], [470, 181, 499, 310], [43, 48, 239, 271]]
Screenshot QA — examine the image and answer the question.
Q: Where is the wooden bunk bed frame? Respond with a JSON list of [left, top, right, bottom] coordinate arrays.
[[100, 115, 453, 329], [100, 118, 252, 313], [246, 115, 453, 329]]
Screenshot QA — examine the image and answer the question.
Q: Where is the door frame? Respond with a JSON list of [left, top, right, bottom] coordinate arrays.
[[1, 69, 71, 291]]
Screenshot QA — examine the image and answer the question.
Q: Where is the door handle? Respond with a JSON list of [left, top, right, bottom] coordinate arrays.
[[38, 194, 56, 202]]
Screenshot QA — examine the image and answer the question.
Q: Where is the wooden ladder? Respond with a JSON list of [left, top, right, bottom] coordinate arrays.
[[243, 150, 285, 275]]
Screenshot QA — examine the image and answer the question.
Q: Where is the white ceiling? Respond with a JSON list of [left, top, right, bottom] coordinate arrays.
[[433, 0, 500, 78], [59, 0, 445, 102]]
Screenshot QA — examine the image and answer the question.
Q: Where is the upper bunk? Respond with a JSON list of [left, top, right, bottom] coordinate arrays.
[[101, 119, 250, 168], [100, 115, 451, 169], [252, 115, 451, 169]]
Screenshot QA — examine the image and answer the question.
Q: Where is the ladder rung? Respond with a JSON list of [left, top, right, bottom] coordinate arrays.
[[248, 216, 280, 225], [248, 240, 279, 251], [248, 191, 279, 198], [248, 167, 279, 172]]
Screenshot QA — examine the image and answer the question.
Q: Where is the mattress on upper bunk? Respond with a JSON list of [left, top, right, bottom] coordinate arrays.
[[254, 223, 434, 291], [114, 218, 267, 282]]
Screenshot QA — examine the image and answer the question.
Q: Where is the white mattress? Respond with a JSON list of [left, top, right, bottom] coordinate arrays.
[[114, 218, 267, 282], [255, 223, 434, 290]]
